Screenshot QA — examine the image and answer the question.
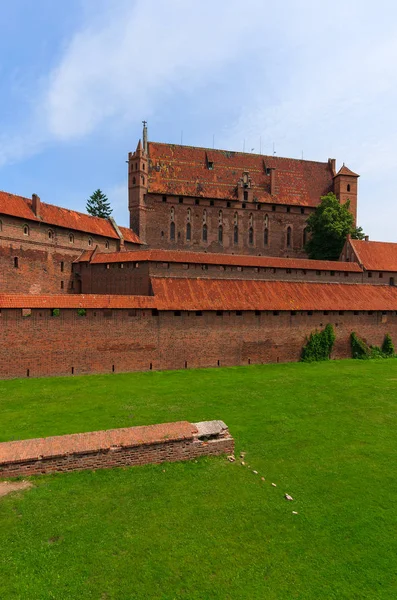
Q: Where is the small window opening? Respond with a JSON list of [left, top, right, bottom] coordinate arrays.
[[286, 226, 292, 248], [174, 311, 181, 316], [195, 199, 200, 205], [218, 225, 223, 244], [202, 223, 208, 242], [249, 227, 254, 245], [216, 310, 223, 316], [196, 311, 203, 316], [234, 226, 238, 244], [347, 184, 351, 192], [272, 205, 276, 212], [243, 191, 248, 201], [162, 195, 167, 202], [255, 310, 261, 316], [179, 197, 183, 204], [23, 225, 29, 236], [186, 222, 191, 241], [236, 310, 242, 316], [14, 257, 19, 268], [170, 221, 176, 241]]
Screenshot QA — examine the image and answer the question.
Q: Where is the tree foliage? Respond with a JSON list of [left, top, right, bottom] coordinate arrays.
[[301, 324, 336, 362], [86, 189, 112, 219], [351, 332, 395, 359], [305, 193, 365, 260]]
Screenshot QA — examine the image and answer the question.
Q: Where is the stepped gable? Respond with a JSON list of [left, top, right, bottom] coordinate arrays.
[[0, 190, 141, 244], [83, 249, 362, 272], [147, 142, 334, 206], [349, 239, 397, 272]]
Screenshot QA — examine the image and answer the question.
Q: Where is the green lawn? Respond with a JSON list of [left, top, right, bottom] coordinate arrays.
[[1, 361, 397, 599]]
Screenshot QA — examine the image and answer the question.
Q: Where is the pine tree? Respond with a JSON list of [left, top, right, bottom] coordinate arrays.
[[86, 189, 112, 218]]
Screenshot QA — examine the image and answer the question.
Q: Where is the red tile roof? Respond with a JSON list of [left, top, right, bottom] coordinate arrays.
[[335, 165, 359, 177], [3, 279, 397, 312], [150, 278, 397, 312], [0, 422, 197, 464], [0, 190, 141, 244], [0, 294, 156, 309], [147, 142, 334, 207], [349, 239, 397, 271], [86, 249, 362, 272]]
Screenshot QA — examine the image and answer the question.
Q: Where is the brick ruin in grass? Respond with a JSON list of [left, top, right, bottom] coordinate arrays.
[[0, 420, 234, 479]]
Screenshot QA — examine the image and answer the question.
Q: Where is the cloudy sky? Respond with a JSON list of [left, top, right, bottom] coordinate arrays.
[[1, 0, 396, 240]]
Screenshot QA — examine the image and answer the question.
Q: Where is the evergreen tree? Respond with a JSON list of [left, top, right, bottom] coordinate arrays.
[[305, 193, 365, 260], [86, 189, 112, 218]]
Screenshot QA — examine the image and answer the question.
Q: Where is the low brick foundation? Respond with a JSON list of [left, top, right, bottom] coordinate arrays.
[[0, 420, 234, 479]]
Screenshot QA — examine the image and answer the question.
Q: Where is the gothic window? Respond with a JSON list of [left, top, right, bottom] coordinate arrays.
[[218, 225, 223, 244], [141, 176, 145, 185], [170, 221, 176, 241], [303, 227, 307, 247], [249, 227, 254, 245], [88, 237, 93, 246], [264, 214, 269, 228], [23, 224, 29, 236], [347, 184, 351, 192], [186, 222, 191, 241], [286, 226, 292, 248], [244, 191, 248, 201], [264, 228, 269, 246], [48, 229, 54, 240], [202, 223, 208, 242], [105, 240, 109, 249], [234, 225, 238, 244], [69, 233, 74, 244]]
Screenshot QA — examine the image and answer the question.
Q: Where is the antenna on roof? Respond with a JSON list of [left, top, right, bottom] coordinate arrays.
[[180, 130, 183, 145], [273, 142, 276, 156], [259, 136, 262, 155], [213, 134, 215, 149], [243, 139, 245, 152], [142, 120, 148, 153], [301, 150, 304, 159], [251, 148, 255, 153]]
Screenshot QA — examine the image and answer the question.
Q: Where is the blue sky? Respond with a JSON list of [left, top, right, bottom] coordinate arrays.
[[1, 0, 396, 240]]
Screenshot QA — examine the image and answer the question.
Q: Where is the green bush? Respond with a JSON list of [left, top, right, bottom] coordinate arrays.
[[351, 332, 395, 359], [77, 308, 87, 317], [51, 308, 60, 317], [382, 333, 394, 357], [301, 324, 335, 362]]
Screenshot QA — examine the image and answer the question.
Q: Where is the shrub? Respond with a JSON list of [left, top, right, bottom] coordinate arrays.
[[381, 333, 394, 357], [77, 308, 87, 317], [51, 308, 60, 317], [301, 324, 335, 362]]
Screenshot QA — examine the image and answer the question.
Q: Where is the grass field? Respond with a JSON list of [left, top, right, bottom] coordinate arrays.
[[1, 361, 397, 599]]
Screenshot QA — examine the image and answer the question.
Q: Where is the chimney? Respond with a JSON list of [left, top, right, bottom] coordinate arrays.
[[328, 158, 336, 176], [32, 193, 41, 218], [270, 168, 277, 195], [364, 235, 369, 242]]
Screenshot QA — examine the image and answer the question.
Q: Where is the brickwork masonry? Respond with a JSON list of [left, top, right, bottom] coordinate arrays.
[[0, 421, 234, 479]]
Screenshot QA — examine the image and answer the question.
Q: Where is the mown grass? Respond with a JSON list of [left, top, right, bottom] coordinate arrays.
[[1, 361, 397, 599]]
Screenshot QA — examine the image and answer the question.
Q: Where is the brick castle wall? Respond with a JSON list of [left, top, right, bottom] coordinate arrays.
[[0, 421, 234, 478], [0, 308, 395, 379]]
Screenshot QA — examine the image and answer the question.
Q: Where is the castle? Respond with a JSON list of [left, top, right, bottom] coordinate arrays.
[[1, 123, 396, 379]]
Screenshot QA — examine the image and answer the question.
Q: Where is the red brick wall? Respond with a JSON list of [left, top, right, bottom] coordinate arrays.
[[0, 425, 234, 478], [132, 194, 314, 258], [0, 307, 395, 379], [0, 214, 137, 294], [76, 260, 363, 295]]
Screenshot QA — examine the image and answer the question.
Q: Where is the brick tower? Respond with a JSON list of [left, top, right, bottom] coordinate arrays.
[[333, 164, 359, 225], [128, 122, 149, 242]]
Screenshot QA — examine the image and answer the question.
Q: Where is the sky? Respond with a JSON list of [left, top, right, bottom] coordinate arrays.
[[0, 0, 396, 240]]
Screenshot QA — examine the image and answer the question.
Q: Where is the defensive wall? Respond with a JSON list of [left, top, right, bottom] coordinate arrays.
[[0, 420, 234, 478], [1, 279, 397, 378]]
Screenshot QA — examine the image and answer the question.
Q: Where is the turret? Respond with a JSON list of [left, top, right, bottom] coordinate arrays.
[[128, 121, 149, 241], [333, 164, 359, 225]]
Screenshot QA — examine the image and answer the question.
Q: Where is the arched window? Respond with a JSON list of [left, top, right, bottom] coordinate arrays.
[[105, 240, 109, 249], [132, 176, 136, 185], [202, 223, 208, 242], [170, 221, 176, 241], [218, 209, 223, 225], [218, 225, 223, 244], [249, 227, 254, 245], [234, 212, 238, 226], [48, 229, 54, 240], [14, 257, 19, 268], [88, 237, 93, 246], [264, 228, 269, 246], [347, 184, 351, 192], [69, 233, 74, 244], [264, 214, 269, 228], [23, 224, 29, 236], [186, 222, 191, 241], [234, 225, 238, 244], [141, 176, 145, 185], [303, 227, 307, 247], [286, 226, 292, 248], [203, 209, 207, 224]]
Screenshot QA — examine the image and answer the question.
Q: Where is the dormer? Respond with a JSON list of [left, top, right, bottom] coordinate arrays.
[[237, 171, 254, 202], [205, 152, 215, 170]]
